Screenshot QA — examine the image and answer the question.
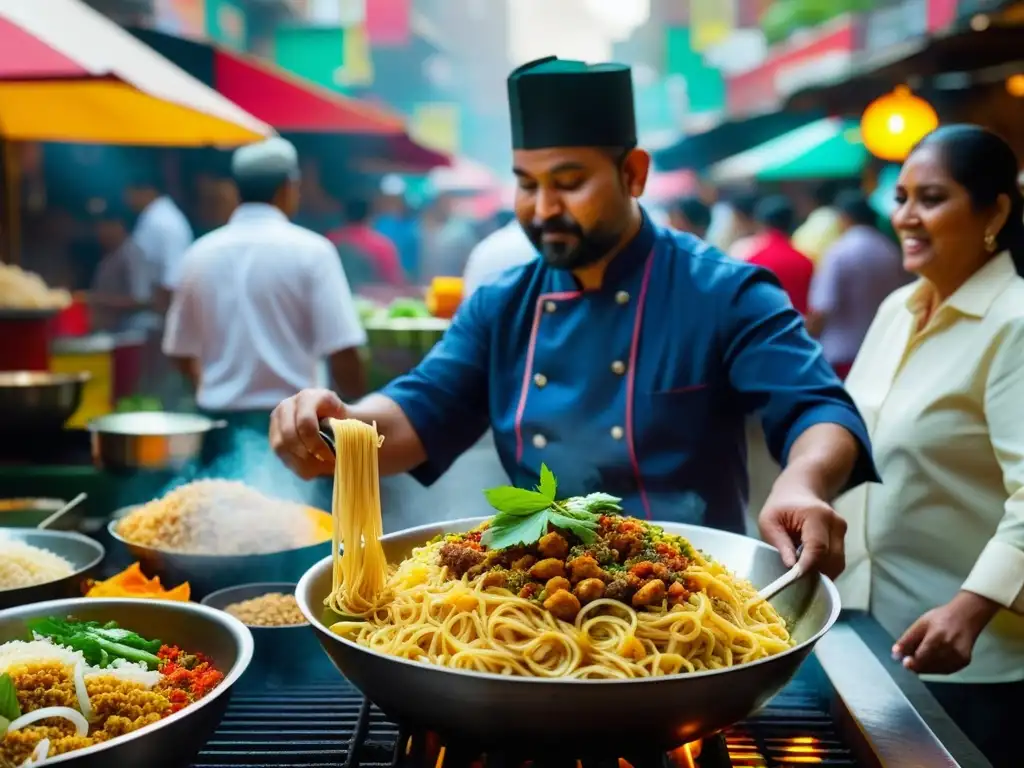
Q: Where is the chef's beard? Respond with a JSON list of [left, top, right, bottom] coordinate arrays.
[[525, 216, 624, 270]]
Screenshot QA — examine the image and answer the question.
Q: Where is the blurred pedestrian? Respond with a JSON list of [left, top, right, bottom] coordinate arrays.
[[82, 201, 152, 333], [668, 196, 711, 239], [329, 198, 406, 289], [723, 192, 760, 260], [419, 193, 478, 281], [793, 180, 843, 266], [835, 125, 1024, 767], [806, 191, 910, 379], [462, 213, 537, 299], [746, 195, 814, 314]]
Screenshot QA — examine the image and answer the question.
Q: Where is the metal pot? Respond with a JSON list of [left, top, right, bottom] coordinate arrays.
[[0, 597, 253, 767], [0, 529, 106, 609], [88, 412, 227, 471], [296, 518, 841, 753], [0, 371, 90, 432]]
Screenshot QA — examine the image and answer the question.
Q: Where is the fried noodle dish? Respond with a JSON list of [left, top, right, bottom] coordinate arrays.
[[324, 419, 793, 680], [0, 617, 224, 766]]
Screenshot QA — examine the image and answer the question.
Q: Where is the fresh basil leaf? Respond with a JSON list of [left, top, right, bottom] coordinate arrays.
[[561, 497, 599, 520], [548, 512, 599, 544], [482, 510, 551, 550], [583, 492, 623, 513], [537, 464, 557, 500], [484, 486, 553, 516], [0, 673, 21, 722]]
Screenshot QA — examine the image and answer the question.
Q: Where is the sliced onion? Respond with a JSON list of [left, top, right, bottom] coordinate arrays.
[[18, 737, 50, 767], [72, 662, 92, 721], [8, 707, 88, 737]]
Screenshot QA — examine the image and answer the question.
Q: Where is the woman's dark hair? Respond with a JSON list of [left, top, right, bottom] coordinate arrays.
[[911, 124, 1024, 274], [834, 190, 879, 229]]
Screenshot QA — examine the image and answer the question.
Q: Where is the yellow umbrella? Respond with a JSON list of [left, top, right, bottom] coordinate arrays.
[[0, 0, 273, 145], [0, 0, 274, 261]]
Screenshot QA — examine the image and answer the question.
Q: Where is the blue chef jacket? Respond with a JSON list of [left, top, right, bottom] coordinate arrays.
[[381, 212, 876, 532]]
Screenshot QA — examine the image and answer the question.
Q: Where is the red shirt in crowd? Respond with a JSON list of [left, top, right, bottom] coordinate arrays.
[[746, 230, 814, 315], [328, 224, 405, 286]]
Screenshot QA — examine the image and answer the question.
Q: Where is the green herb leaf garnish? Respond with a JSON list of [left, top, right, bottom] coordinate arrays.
[[0, 673, 22, 722], [480, 467, 623, 550]]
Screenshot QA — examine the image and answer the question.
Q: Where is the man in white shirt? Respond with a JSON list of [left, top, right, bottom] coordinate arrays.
[[461, 215, 537, 299], [162, 138, 368, 438], [124, 175, 194, 312]]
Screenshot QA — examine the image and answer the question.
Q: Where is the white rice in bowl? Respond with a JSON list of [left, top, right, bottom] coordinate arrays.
[[0, 539, 75, 591]]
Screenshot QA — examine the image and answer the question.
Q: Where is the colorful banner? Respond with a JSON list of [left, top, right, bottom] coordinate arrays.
[[410, 102, 461, 155], [339, 24, 374, 86], [153, 0, 206, 39], [689, 0, 736, 52], [665, 27, 727, 117], [273, 26, 345, 91], [726, 18, 856, 118], [365, 0, 410, 46], [206, 0, 246, 50]]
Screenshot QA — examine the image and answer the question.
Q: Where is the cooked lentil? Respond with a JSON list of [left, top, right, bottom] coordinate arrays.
[[224, 592, 307, 627]]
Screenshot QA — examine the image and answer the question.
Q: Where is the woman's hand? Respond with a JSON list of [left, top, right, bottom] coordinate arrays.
[[893, 591, 1000, 675], [269, 389, 345, 479]]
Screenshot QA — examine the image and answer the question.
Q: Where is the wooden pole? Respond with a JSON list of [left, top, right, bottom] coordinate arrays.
[[1, 139, 21, 264]]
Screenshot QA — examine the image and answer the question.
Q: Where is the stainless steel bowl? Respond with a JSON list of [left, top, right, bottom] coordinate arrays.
[[201, 582, 336, 689], [88, 412, 227, 471], [107, 515, 332, 599], [0, 498, 80, 530], [0, 597, 253, 768], [297, 518, 841, 753], [0, 529, 105, 610], [0, 371, 90, 431]]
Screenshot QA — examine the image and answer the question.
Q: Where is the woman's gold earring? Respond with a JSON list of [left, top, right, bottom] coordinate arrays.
[[985, 233, 997, 253]]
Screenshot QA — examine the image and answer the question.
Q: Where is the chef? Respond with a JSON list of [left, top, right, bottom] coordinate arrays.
[[269, 57, 877, 578]]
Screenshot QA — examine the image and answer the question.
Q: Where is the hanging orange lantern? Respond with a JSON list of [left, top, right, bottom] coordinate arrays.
[[860, 86, 939, 162]]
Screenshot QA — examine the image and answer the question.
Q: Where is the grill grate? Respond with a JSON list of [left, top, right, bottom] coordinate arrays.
[[192, 668, 860, 768]]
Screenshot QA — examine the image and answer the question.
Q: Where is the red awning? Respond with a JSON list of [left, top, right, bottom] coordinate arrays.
[[213, 48, 404, 135], [0, 15, 87, 78]]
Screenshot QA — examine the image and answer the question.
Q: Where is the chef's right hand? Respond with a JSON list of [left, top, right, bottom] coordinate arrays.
[[270, 389, 344, 479]]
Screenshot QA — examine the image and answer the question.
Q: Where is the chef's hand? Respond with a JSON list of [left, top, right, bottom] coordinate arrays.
[[270, 388, 345, 479], [758, 483, 847, 580], [893, 591, 999, 675]]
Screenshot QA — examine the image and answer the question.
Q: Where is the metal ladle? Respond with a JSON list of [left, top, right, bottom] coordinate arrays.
[[36, 492, 88, 530], [757, 544, 806, 602]]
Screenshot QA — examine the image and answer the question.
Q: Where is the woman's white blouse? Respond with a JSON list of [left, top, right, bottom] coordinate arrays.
[[836, 252, 1024, 684]]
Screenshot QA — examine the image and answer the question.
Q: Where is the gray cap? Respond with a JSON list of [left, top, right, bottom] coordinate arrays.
[[231, 137, 300, 183]]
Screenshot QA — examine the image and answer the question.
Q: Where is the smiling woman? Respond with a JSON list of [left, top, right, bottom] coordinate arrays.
[[835, 125, 1024, 767]]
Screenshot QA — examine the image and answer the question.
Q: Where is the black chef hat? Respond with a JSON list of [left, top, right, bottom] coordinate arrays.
[[507, 56, 637, 150]]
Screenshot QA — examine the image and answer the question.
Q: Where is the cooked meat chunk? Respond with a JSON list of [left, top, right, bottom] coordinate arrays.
[[544, 590, 581, 622], [438, 543, 485, 577], [512, 554, 537, 571], [481, 570, 508, 589], [632, 579, 667, 608], [567, 555, 604, 583], [604, 576, 636, 603], [545, 576, 571, 595], [537, 532, 569, 560], [529, 558, 566, 581], [667, 581, 690, 605], [519, 583, 542, 600], [574, 578, 605, 604]]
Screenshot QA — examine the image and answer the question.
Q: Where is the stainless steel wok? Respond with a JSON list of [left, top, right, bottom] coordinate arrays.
[[296, 517, 841, 753]]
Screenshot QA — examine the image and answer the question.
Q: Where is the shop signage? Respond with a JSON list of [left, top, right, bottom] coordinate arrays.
[[956, 0, 1014, 17], [725, 16, 856, 118], [862, 0, 929, 55]]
